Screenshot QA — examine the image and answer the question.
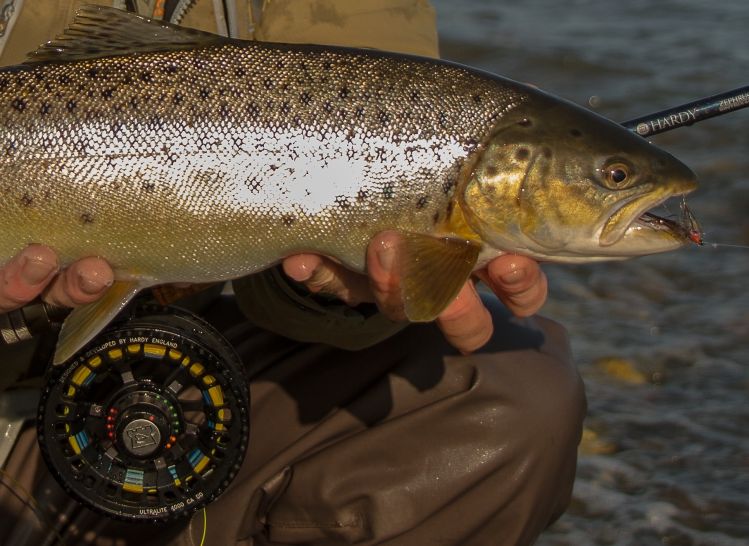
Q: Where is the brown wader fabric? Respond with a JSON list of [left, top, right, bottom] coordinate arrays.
[[0, 296, 585, 545]]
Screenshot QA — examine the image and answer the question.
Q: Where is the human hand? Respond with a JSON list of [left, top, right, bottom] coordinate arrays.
[[0, 244, 114, 313], [282, 231, 548, 354]]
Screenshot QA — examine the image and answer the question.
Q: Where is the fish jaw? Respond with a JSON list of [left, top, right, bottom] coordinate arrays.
[[458, 89, 700, 263]]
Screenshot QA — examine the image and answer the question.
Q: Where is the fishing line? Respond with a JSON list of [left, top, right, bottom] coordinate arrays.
[[200, 507, 207, 546], [702, 242, 749, 250], [0, 468, 71, 546]]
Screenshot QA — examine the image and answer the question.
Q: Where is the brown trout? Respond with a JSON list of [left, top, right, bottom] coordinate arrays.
[[0, 7, 698, 364]]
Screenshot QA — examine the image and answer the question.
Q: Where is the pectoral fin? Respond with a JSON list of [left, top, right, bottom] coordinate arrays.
[[53, 280, 146, 365], [399, 233, 481, 322]]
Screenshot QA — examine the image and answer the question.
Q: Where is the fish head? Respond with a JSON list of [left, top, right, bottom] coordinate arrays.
[[460, 90, 698, 262]]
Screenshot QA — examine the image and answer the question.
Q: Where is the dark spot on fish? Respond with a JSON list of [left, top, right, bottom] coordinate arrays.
[[233, 136, 244, 148], [383, 182, 395, 199], [200, 88, 210, 100], [438, 112, 448, 129], [165, 64, 179, 74], [570, 128, 582, 137], [248, 177, 262, 192], [111, 122, 123, 135], [11, 98, 26, 112], [58, 74, 71, 85], [300, 91, 311, 105], [34, 72, 44, 82], [323, 100, 333, 113], [20, 192, 33, 207], [234, 67, 246, 77], [411, 90, 420, 101], [339, 86, 349, 99], [472, 94, 482, 104], [0, 78, 8, 90], [161, 144, 170, 155], [292, 115, 302, 127], [442, 180, 455, 195], [335, 195, 350, 209], [142, 182, 156, 193], [87, 67, 99, 78], [518, 118, 533, 127], [264, 78, 274, 90], [123, 74, 133, 85], [246, 101, 259, 116], [464, 138, 479, 152], [281, 214, 296, 227], [269, 164, 280, 172], [542, 147, 552, 159], [219, 103, 230, 119], [322, 61, 332, 70], [276, 60, 284, 69], [280, 101, 291, 114], [355, 106, 365, 119], [485, 165, 499, 177], [140, 71, 153, 83], [80, 212, 94, 224], [101, 87, 115, 99], [432, 211, 440, 225], [446, 201, 454, 217], [378, 110, 390, 126], [172, 91, 183, 105], [357, 189, 369, 201], [5, 140, 16, 154], [130, 97, 138, 109], [416, 196, 428, 209], [515, 148, 530, 161]]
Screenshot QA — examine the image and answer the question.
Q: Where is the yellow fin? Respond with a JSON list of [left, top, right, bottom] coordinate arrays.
[[399, 233, 481, 322], [53, 280, 145, 366]]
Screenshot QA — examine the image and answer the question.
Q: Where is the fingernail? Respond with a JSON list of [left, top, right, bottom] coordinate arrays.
[[500, 265, 528, 285], [78, 271, 113, 295], [286, 263, 314, 282], [376, 241, 395, 271], [20, 257, 58, 285]]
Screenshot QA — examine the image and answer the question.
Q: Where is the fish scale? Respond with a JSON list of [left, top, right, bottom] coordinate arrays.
[[1, 42, 515, 279], [0, 6, 697, 364]]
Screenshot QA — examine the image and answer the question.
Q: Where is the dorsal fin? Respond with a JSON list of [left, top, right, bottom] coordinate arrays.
[[26, 5, 229, 63]]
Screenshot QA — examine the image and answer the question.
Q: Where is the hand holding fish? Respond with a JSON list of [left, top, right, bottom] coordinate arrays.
[[283, 231, 547, 354], [0, 246, 112, 313]]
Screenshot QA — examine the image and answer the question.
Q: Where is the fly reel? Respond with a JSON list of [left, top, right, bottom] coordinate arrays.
[[37, 304, 249, 522]]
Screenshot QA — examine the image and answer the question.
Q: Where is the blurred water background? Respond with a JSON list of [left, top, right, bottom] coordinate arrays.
[[431, 0, 749, 544]]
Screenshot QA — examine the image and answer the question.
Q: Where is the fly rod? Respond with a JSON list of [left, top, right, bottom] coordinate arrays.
[[621, 85, 749, 137]]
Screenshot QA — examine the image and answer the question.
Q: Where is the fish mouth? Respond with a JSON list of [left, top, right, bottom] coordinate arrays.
[[601, 189, 702, 247], [632, 197, 703, 245]]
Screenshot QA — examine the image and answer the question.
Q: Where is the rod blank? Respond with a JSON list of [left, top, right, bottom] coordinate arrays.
[[621, 85, 749, 137]]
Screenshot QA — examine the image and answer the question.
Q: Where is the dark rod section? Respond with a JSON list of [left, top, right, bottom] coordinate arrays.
[[621, 85, 749, 137]]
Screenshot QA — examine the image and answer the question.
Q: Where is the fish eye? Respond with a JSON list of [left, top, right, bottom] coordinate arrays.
[[601, 162, 632, 187]]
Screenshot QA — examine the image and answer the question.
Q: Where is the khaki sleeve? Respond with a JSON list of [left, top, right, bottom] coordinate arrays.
[[254, 0, 438, 57]]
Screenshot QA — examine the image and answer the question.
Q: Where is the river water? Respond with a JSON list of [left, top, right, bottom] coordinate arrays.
[[432, 0, 749, 544]]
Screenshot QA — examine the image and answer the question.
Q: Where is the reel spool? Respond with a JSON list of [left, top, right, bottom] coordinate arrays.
[[37, 304, 249, 522]]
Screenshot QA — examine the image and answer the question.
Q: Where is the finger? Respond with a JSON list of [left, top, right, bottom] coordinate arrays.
[[480, 255, 548, 317], [436, 280, 493, 354], [0, 245, 59, 312], [282, 254, 372, 306], [43, 257, 114, 308], [366, 231, 406, 320]]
